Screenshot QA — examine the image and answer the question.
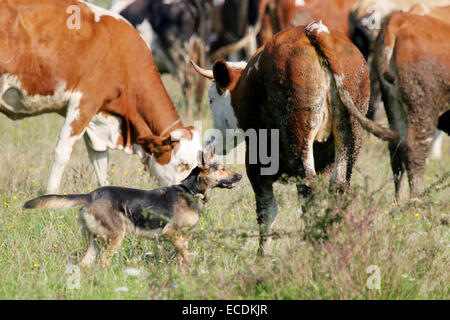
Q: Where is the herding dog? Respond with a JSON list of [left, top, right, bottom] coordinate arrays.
[[24, 149, 242, 272]]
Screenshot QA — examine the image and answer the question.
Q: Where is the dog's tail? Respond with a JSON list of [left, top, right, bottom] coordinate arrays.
[[24, 194, 90, 211]]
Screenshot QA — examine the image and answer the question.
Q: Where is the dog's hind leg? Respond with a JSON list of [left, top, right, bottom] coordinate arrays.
[[100, 227, 125, 268], [80, 232, 100, 267], [79, 210, 100, 267]]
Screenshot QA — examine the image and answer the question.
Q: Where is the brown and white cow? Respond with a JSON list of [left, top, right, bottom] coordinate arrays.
[[255, 0, 361, 47], [374, 10, 449, 201], [350, 1, 450, 158], [115, 0, 210, 123], [350, 0, 450, 59], [193, 22, 370, 255], [0, 0, 202, 193], [338, 9, 450, 202]]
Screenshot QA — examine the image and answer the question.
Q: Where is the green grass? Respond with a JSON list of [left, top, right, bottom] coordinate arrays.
[[0, 73, 449, 299], [0, 1, 449, 300]]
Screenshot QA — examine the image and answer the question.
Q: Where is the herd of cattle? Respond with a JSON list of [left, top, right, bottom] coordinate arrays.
[[0, 0, 448, 256]]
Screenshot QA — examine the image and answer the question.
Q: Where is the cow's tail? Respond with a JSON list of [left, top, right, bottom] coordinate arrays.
[[305, 21, 401, 142], [24, 194, 90, 211]]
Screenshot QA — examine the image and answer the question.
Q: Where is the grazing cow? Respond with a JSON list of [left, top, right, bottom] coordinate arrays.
[[193, 22, 370, 255], [117, 0, 210, 123], [0, 0, 202, 193], [340, 10, 450, 202]]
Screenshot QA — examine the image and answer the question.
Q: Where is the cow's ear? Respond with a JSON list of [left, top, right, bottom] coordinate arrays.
[[137, 135, 173, 155], [213, 60, 232, 89]]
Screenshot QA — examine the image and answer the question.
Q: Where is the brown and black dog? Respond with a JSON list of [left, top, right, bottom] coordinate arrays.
[[24, 149, 242, 273]]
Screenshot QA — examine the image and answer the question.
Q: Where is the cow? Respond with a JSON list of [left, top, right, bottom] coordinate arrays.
[[208, 0, 260, 61], [0, 0, 202, 194], [339, 10, 450, 202], [211, 0, 361, 61], [350, 0, 450, 60], [193, 22, 371, 256], [349, 1, 450, 155], [116, 0, 210, 123], [273, 0, 362, 38]]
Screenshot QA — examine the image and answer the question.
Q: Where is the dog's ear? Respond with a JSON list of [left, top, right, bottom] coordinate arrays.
[[205, 145, 215, 162], [197, 150, 210, 169], [137, 135, 173, 155]]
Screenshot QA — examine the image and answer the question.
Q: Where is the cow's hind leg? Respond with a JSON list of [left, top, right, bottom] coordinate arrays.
[[388, 141, 408, 203], [247, 162, 278, 257], [404, 124, 434, 199], [84, 135, 109, 187], [330, 108, 361, 193]]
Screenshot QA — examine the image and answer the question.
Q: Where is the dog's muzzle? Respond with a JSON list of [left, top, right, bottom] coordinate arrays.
[[219, 173, 242, 189]]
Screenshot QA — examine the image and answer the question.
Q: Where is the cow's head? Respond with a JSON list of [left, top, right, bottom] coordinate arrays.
[[191, 59, 247, 154], [137, 126, 202, 186]]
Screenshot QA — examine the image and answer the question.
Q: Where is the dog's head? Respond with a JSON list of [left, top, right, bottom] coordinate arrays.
[[196, 148, 242, 189]]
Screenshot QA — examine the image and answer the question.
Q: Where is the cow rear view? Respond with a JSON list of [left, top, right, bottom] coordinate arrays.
[[193, 22, 370, 255]]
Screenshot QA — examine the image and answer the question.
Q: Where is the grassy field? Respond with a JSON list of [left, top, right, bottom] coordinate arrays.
[[0, 73, 449, 300], [0, 0, 449, 300]]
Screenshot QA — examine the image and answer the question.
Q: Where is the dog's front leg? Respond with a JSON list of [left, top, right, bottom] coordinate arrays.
[[163, 224, 191, 273]]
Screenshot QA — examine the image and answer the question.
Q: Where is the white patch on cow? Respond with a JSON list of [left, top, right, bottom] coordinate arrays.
[[78, 0, 131, 25], [334, 74, 345, 88], [430, 130, 444, 160], [295, 0, 306, 6], [0, 74, 77, 115], [306, 20, 330, 34], [227, 61, 248, 70], [47, 91, 85, 193], [213, 0, 226, 6], [207, 84, 241, 154], [312, 71, 332, 143], [382, 46, 394, 65], [85, 113, 123, 152], [148, 128, 202, 186], [418, 4, 431, 15], [84, 113, 126, 186], [108, 0, 135, 13], [136, 18, 154, 49]]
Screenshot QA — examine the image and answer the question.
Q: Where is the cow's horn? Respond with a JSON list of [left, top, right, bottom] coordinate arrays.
[[190, 60, 214, 79]]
